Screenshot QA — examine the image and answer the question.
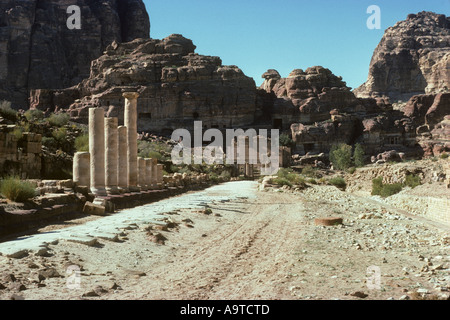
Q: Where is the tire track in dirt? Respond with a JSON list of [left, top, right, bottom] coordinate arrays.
[[118, 193, 306, 300]]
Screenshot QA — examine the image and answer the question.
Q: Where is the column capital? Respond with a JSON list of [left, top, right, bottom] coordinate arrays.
[[122, 92, 140, 100]]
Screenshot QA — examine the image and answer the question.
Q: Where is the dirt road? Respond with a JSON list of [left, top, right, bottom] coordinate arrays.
[[0, 181, 449, 300]]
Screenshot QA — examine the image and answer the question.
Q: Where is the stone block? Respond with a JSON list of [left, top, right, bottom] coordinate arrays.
[[83, 201, 106, 216], [314, 217, 343, 226]]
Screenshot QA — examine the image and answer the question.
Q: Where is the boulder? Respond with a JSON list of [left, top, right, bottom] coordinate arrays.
[[83, 202, 106, 216]]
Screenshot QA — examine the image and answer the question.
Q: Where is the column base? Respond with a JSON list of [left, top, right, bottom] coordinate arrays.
[[106, 186, 120, 195], [128, 186, 141, 193], [90, 187, 107, 197], [118, 187, 129, 194]]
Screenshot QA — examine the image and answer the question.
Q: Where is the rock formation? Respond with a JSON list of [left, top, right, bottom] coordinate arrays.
[[0, 0, 150, 108], [31, 34, 259, 134], [260, 66, 359, 126], [258, 66, 415, 157], [404, 93, 450, 156], [355, 11, 450, 102]]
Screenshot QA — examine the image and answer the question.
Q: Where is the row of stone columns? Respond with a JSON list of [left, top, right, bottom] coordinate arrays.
[[73, 92, 165, 195]]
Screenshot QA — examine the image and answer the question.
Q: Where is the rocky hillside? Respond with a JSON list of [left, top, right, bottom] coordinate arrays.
[[31, 34, 259, 134], [355, 11, 449, 102], [0, 0, 150, 109], [260, 66, 371, 125]]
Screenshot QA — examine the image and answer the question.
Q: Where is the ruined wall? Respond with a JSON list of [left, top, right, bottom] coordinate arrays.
[[427, 197, 450, 225], [0, 125, 42, 179]]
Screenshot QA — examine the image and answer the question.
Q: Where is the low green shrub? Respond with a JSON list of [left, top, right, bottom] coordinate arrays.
[[372, 177, 403, 197], [209, 173, 219, 183], [404, 174, 421, 189], [372, 177, 383, 195], [12, 127, 24, 141], [440, 153, 449, 159], [302, 165, 317, 178], [147, 151, 163, 161], [74, 134, 89, 152], [48, 113, 70, 127], [272, 177, 292, 188], [41, 136, 57, 149], [274, 168, 306, 187], [219, 170, 231, 181], [347, 167, 356, 174], [24, 109, 45, 122], [380, 183, 403, 197], [0, 177, 36, 202], [52, 127, 68, 144], [328, 177, 347, 190], [0, 100, 17, 121]]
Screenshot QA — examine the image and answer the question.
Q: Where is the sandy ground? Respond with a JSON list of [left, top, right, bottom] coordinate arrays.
[[0, 180, 449, 301]]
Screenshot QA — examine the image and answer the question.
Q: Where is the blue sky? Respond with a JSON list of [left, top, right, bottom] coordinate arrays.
[[143, 0, 449, 90]]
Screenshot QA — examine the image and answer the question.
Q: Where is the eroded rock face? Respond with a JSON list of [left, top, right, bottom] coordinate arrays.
[[355, 11, 450, 102], [403, 93, 450, 128], [261, 67, 359, 123], [405, 93, 450, 156], [290, 115, 359, 155], [0, 0, 150, 108], [32, 34, 259, 134]]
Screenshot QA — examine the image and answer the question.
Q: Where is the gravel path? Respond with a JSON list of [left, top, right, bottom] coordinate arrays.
[[0, 181, 448, 300]]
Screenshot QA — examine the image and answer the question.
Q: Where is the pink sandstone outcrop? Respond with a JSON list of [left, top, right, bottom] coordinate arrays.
[[260, 66, 360, 124], [405, 93, 450, 156], [30, 34, 259, 134], [355, 11, 450, 102]]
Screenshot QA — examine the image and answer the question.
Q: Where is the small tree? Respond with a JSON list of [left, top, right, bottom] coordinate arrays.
[[279, 133, 294, 148], [353, 143, 365, 168], [329, 143, 352, 171]]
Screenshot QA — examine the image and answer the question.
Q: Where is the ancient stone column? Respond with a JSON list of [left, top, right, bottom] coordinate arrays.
[[117, 126, 128, 192], [73, 152, 90, 188], [137, 157, 147, 191], [123, 92, 140, 192], [245, 163, 254, 178], [150, 158, 158, 189], [89, 108, 106, 196], [145, 158, 153, 190], [157, 164, 164, 189], [105, 117, 119, 195]]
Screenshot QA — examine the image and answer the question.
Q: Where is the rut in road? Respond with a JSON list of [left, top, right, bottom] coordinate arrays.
[[127, 193, 307, 300]]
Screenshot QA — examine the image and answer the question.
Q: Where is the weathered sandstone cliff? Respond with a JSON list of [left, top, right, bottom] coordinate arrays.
[[0, 0, 150, 108]]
